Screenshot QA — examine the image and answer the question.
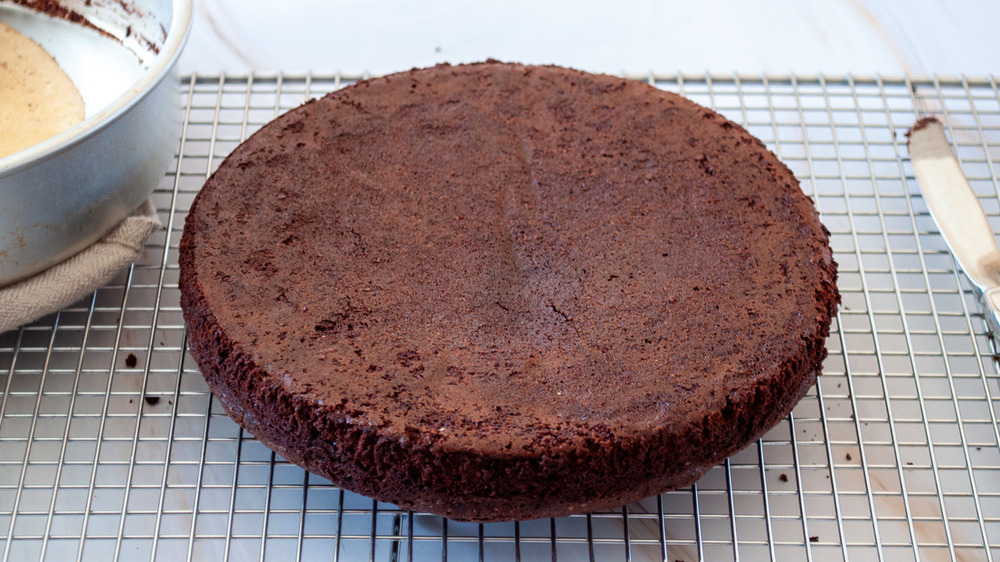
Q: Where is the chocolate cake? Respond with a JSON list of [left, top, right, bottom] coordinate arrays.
[[179, 61, 839, 522]]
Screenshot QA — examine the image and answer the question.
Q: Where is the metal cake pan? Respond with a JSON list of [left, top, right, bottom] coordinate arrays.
[[0, 0, 192, 286]]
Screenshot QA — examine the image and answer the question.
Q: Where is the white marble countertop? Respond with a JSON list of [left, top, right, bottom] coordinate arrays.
[[178, 0, 999, 77]]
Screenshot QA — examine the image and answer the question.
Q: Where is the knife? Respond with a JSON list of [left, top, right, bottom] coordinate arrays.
[[907, 116, 1000, 343]]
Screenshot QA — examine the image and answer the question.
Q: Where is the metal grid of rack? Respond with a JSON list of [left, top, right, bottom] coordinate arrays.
[[1, 72, 999, 561]]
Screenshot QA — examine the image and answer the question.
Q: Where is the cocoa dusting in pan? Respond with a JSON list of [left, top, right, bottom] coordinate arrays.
[[9, 0, 108, 37], [10, 0, 163, 54]]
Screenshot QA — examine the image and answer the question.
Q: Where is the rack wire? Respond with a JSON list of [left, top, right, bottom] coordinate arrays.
[[1, 72, 999, 561]]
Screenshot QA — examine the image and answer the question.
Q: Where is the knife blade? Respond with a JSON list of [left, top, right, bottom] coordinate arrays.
[[907, 116, 1000, 342]]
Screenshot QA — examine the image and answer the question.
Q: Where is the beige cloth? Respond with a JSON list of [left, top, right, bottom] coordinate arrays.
[[0, 200, 160, 333]]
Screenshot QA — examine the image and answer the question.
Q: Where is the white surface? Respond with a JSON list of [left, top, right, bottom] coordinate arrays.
[[180, 0, 1000, 76]]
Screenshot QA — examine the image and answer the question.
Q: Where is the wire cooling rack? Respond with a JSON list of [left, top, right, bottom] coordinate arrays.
[[1, 72, 999, 562]]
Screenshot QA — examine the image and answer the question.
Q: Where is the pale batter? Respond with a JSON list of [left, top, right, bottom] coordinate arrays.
[[0, 21, 85, 159]]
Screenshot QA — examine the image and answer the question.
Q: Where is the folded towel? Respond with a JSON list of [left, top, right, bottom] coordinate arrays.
[[0, 199, 160, 333]]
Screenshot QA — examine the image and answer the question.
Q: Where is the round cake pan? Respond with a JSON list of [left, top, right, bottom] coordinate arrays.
[[0, 0, 192, 286]]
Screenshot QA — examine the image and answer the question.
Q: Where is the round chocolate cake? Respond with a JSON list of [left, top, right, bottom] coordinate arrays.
[[179, 61, 839, 522]]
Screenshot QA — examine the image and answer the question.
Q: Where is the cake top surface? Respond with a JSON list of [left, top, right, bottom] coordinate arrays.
[[182, 61, 837, 455]]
